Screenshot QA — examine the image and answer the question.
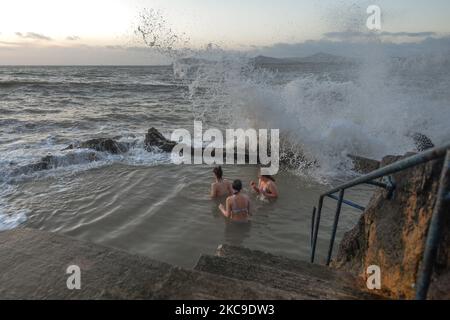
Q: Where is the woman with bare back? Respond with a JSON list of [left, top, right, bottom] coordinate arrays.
[[210, 166, 233, 198], [219, 179, 251, 223]]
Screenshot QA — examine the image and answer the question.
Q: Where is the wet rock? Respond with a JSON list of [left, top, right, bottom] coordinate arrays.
[[144, 127, 311, 168], [144, 127, 177, 152], [63, 138, 130, 154], [332, 153, 449, 299], [61, 144, 74, 151], [409, 132, 435, 152], [79, 138, 128, 154], [11, 155, 58, 175], [11, 152, 99, 176], [347, 154, 381, 174]]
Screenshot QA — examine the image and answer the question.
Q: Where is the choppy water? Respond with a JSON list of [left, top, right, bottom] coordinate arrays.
[[0, 59, 449, 267]]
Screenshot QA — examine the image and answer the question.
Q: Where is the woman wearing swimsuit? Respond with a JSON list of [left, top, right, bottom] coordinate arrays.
[[210, 166, 233, 198], [250, 169, 279, 199], [219, 180, 251, 223]]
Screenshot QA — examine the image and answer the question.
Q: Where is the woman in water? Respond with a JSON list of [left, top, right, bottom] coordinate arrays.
[[250, 169, 279, 199], [210, 166, 233, 198], [219, 180, 251, 223]]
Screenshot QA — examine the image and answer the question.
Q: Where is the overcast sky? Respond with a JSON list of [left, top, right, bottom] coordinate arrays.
[[0, 0, 449, 65]]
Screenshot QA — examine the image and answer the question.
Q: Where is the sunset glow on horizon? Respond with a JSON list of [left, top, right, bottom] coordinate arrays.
[[0, 0, 449, 65]]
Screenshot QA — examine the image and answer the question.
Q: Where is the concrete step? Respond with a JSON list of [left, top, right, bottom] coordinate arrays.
[[0, 228, 304, 299], [215, 244, 359, 285], [193, 245, 378, 300]]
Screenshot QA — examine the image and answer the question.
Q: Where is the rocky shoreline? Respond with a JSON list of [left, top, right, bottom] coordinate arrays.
[[332, 152, 449, 299], [10, 127, 434, 177]]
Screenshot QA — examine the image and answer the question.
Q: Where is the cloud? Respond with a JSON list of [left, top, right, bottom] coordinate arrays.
[[0, 40, 23, 46], [15, 32, 52, 41], [380, 31, 436, 37], [324, 31, 437, 40], [66, 36, 80, 41], [253, 35, 450, 59]]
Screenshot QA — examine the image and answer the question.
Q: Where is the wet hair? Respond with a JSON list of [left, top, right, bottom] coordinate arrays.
[[213, 166, 223, 179], [232, 179, 243, 192]]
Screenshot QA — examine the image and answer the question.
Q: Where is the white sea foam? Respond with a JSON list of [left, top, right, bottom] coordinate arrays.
[[0, 183, 28, 231], [170, 47, 450, 181], [133, 10, 450, 181]]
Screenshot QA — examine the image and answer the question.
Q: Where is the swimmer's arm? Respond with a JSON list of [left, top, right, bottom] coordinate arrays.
[[263, 182, 279, 198], [219, 198, 232, 218], [250, 181, 260, 193]]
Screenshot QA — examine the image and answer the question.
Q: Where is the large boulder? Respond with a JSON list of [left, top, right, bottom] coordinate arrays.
[[347, 154, 381, 174], [64, 138, 129, 154], [79, 138, 128, 154], [409, 132, 435, 152], [332, 153, 449, 299], [144, 128, 177, 152]]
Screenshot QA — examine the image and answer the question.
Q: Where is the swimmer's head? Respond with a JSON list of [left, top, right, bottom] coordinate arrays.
[[232, 179, 243, 193], [213, 166, 223, 180]]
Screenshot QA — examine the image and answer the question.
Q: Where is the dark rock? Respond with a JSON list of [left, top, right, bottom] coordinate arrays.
[[11, 152, 99, 176], [12, 155, 58, 175], [332, 153, 449, 299], [409, 132, 435, 152], [144, 127, 312, 168], [144, 127, 177, 152], [63, 138, 129, 154], [79, 138, 128, 154], [61, 144, 74, 151], [347, 154, 381, 174]]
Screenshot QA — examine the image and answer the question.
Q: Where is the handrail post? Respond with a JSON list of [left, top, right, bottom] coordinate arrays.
[[311, 207, 316, 249], [326, 189, 345, 266], [310, 196, 324, 263], [415, 150, 450, 300]]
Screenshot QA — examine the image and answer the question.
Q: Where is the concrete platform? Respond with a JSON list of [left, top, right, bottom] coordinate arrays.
[[194, 244, 379, 300], [0, 228, 306, 299], [0, 228, 380, 299]]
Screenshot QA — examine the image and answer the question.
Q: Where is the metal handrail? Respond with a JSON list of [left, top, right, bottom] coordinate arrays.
[[309, 142, 450, 300], [415, 150, 450, 300]]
